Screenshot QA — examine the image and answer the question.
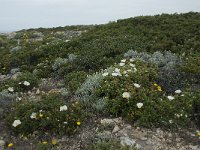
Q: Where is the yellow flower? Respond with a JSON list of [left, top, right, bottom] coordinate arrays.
[[77, 121, 81, 126], [153, 83, 158, 87], [197, 132, 200, 136], [42, 141, 48, 144], [51, 138, 57, 145], [157, 86, 162, 91], [8, 143, 13, 148], [39, 113, 43, 117]]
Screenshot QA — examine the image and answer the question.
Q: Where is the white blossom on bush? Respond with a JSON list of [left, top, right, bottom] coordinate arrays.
[[136, 102, 143, 108], [167, 96, 175, 100], [122, 92, 131, 99], [134, 83, 141, 88], [12, 120, 21, 127], [8, 87, 14, 92], [119, 63, 125, 66], [121, 59, 126, 63], [23, 81, 30, 86], [102, 72, 109, 77], [175, 90, 182, 94], [60, 105, 68, 111], [30, 112, 37, 119]]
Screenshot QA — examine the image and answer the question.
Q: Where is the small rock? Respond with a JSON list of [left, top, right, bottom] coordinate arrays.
[[10, 68, 20, 74], [189, 145, 200, 150], [97, 131, 112, 140], [112, 125, 120, 133], [36, 89, 40, 95], [100, 119, 114, 125], [11, 72, 22, 80], [120, 136, 136, 146], [0, 140, 5, 147], [112, 117, 122, 124]]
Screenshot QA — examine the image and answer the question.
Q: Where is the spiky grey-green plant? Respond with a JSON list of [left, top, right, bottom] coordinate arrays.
[[52, 57, 68, 71], [0, 90, 17, 107]]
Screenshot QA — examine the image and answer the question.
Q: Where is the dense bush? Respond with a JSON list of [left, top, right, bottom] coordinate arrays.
[[96, 59, 195, 128], [6, 94, 85, 136], [64, 71, 87, 92]]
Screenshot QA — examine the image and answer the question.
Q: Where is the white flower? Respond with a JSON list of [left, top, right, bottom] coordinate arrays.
[[121, 59, 126, 63], [127, 69, 132, 72], [102, 72, 109, 77], [167, 96, 175, 100], [122, 92, 131, 99], [130, 59, 134, 62], [175, 90, 182, 94], [16, 97, 22, 101], [133, 68, 137, 72], [30, 112, 37, 119], [23, 81, 30, 86], [119, 63, 125, 66], [175, 114, 180, 118], [8, 87, 14, 92], [60, 105, 68, 111], [134, 83, 140, 88], [169, 120, 173, 124], [130, 63, 135, 67], [115, 68, 120, 73], [12, 120, 21, 127], [136, 102, 143, 108], [112, 72, 121, 76]]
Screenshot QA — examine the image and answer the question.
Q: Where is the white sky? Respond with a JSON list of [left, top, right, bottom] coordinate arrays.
[[0, 0, 200, 31]]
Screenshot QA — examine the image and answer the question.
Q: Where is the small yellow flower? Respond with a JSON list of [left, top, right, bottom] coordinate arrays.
[[39, 113, 43, 117], [197, 132, 200, 136], [51, 138, 57, 145], [153, 83, 158, 87], [42, 141, 48, 144], [157, 86, 162, 92], [8, 143, 13, 148], [77, 121, 81, 126]]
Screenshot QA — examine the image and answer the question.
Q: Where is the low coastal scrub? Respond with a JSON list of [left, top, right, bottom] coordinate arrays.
[[6, 94, 85, 136]]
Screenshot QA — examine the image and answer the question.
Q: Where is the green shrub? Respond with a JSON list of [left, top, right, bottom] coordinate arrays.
[[6, 94, 85, 136], [96, 59, 194, 128], [11, 72, 39, 92], [64, 71, 87, 92], [181, 56, 200, 75]]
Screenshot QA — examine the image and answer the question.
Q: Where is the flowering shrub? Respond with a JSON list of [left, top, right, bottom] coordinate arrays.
[[6, 94, 85, 136], [96, 59, 195, 127], [10, 72, 39, 92]]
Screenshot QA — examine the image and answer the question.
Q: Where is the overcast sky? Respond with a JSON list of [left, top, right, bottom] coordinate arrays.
[[0, 0, 200, 32]]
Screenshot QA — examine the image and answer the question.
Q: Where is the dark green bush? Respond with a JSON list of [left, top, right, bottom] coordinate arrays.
[[6, 94, 85, 136], [96, 59, 194, 128], [64, 71, 87, 92]]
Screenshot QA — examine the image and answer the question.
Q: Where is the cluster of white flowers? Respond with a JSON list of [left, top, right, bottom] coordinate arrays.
[[102, 72, 109, 77], [112, 68, 122, 77], [60, 105, 68, 111], [19, 81, 31, 86]]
